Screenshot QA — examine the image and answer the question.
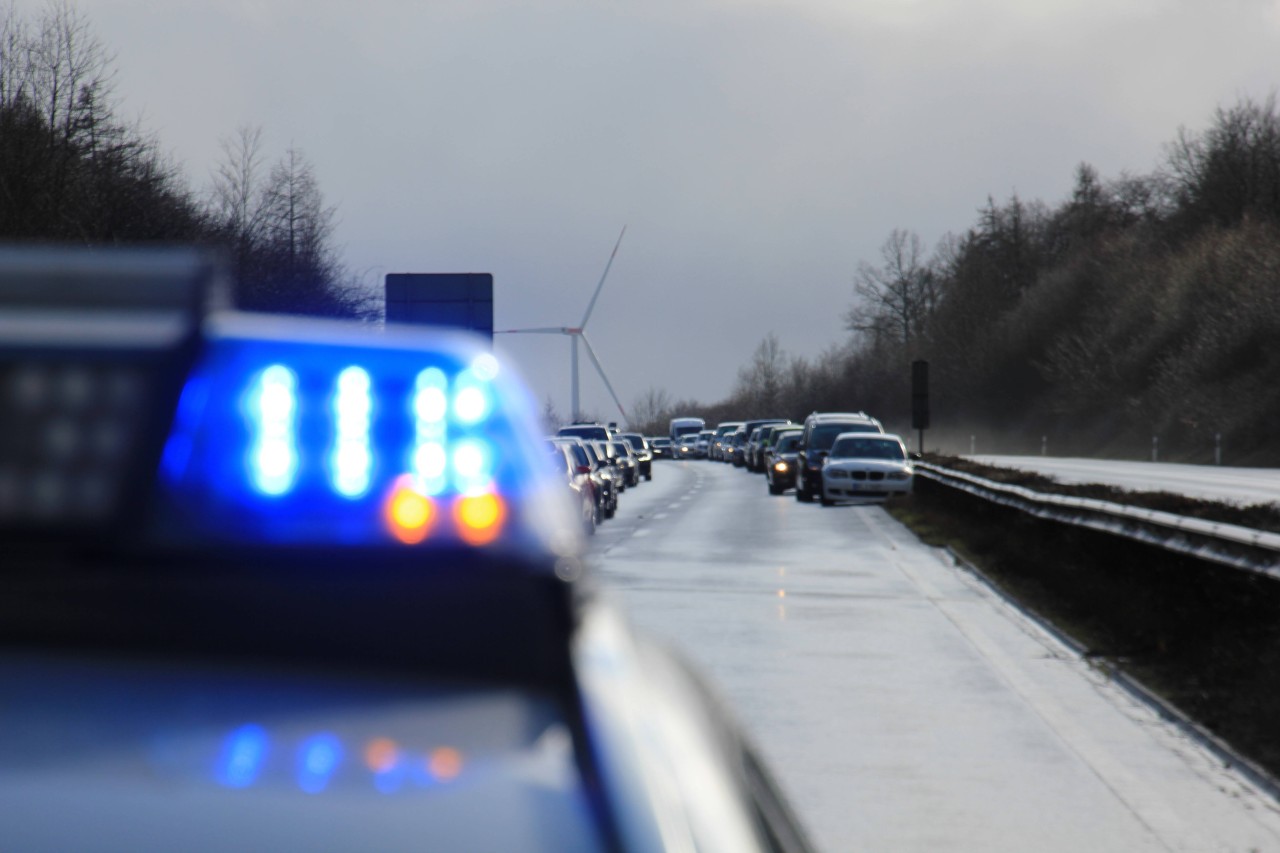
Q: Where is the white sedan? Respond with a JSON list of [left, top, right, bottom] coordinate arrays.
[[820, 432, 913, 504]]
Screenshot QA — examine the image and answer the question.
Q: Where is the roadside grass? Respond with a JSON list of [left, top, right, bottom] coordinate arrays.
[[887, 474, 1280, 782]]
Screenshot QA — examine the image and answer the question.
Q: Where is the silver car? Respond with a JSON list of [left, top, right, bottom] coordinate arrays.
[[820, 432, 913, 504]]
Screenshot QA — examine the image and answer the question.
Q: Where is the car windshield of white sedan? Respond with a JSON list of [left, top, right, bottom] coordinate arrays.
[[830, 438, 906, 461]]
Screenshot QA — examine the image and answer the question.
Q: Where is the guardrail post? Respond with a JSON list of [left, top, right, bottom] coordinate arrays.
[[970, 435, 975, 455], [1152, 435, 1159, 463], [1216, 433, 1222, 466], [1041, 436, 1047, 457]]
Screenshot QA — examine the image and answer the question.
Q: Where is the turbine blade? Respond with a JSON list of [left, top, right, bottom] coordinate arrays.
[[493, 327, 571, 334], [580, 226, 627, 329], [579, 332, 627, 422]]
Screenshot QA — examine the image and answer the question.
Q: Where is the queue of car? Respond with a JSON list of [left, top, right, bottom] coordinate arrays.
[[550, 423, 659, 534], [663, 410, 915, 505]]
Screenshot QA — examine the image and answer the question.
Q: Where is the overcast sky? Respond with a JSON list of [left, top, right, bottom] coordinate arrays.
[[69, 0, 1280, 423]]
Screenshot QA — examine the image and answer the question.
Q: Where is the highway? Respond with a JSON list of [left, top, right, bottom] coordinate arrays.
[[589, 459, 1280, 853], [968, 455, 1280, 506]]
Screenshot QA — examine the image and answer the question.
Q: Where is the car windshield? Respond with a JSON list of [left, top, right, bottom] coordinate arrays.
[[775, 434, 801, 453], [830, 437, 905, 460], [810, 422, 877, 450]]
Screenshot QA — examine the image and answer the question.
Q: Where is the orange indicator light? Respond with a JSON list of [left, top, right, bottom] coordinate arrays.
[[364, 738, 399, 773], [453, 493, 506, 545], [385, 475, 436, 544], [428, 747, 464, 780]]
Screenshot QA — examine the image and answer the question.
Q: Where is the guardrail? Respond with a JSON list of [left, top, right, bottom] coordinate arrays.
[[915, 462, 1280, 580]]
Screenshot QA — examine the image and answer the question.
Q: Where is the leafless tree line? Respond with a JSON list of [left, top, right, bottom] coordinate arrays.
[[0, 1, 369, 317], [638, 96, 1280, 462]]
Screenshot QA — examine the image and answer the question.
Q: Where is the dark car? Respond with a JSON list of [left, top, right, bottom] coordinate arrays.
[[650, 436, 673, 459], [580, 440, 620, 517], [592, 440, 631, 493], [0, 248, 819, 852], [765, 428, 804, 494], [548, 441, 597, 534], [557, 422, 614, 442], [794, 411, 884, 502], [710, 421, 742, 461], [733, 419, 787, 468], [610, 439, 641, 488], [748, 422, 794, 472], [617, 432, 653, 481], [582, 440, 622, 511]]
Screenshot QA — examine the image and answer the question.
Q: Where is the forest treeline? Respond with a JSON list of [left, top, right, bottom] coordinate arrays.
[[633, 96, 1280, 464], [0, 2, 371, 316]]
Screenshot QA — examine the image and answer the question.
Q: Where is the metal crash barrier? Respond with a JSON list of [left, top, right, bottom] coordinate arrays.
[[914, 462, 1280, 580]]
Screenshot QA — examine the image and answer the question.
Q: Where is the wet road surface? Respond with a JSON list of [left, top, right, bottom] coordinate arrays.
[[589, 459, 1280, 852]]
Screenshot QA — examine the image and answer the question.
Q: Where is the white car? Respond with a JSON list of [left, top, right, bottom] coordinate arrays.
[[820, 432, 913, 505]]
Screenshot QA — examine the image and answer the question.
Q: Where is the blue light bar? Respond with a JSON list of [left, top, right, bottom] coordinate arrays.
[[153, 314, 578, 556]]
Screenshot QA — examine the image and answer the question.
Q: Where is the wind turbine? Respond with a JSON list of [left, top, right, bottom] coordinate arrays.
[[497, 227, 629, 424]]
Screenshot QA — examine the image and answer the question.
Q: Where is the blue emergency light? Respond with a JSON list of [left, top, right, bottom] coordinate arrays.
[[0, 247, 579, 560], [154, 313, 576, 555]]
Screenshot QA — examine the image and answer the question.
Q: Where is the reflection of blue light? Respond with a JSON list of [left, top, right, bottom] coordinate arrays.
[[453, 385, 489, 424], [412, 369, 449, 495], [160, 374, 209, 481], [330, 366, 372, 497], [297, 733, 343, 794], [216, 724, 269, 788], [412, 440, 447, 497], [471, 353, 500, 381], [248, 365, 298, 496], [452, 439, 493, 494], [374, 760, 407, 795], [452, 364, 492, 427], [414, 368, 448, 424]]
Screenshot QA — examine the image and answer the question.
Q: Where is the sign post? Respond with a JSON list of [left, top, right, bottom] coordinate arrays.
[[911, 360, 929, 456]]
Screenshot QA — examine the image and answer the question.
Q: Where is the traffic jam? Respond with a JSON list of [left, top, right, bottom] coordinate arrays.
[[551, 412, 913, 530]]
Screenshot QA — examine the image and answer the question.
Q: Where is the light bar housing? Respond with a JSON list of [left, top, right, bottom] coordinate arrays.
[[151, 312, 581, 563], [0, 247, 220, 537]]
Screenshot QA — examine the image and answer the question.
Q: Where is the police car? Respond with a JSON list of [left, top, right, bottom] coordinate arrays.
[[0, 248, 815, 853]]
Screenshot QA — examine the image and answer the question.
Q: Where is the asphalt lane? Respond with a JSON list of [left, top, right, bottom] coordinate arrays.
[[589, 459, 1280, 853]]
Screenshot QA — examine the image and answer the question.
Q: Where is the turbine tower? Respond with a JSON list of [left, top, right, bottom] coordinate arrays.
[[496, 227, 628, 424]]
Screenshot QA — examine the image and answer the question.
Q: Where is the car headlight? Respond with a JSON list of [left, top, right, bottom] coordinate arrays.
[[888, 471, 911, 481], [773, 461, 788, 472], [827, 469, 849, 479]]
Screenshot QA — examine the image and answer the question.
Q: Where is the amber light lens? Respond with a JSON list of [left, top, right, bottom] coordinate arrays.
[[384, 475, 437, 544], [454, 493, 506, 546]]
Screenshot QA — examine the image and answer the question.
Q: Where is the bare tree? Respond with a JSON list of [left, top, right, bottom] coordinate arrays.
[[540, 396, 561, 433], [29, 1, 114, 148], [845, 229, 937, 349], [629, 386, 673, 434], [209, 125, 268, 282], [733, 333, 787, 416], [261, 146, 335, 277]]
